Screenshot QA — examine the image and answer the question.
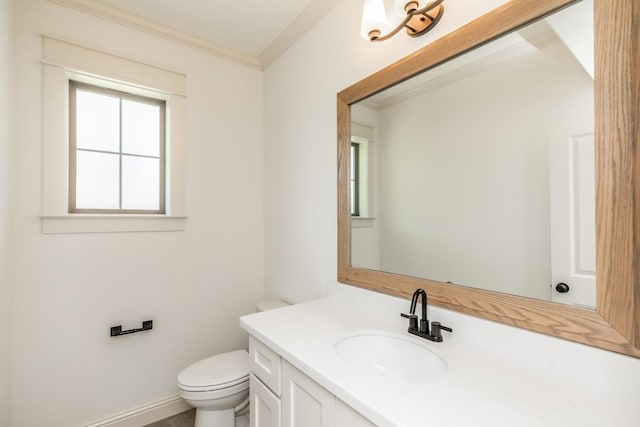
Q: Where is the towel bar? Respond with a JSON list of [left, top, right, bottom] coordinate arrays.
[[110, 320, 153, 337]]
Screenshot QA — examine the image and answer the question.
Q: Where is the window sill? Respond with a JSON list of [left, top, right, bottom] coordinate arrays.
[[41, 214, 187, 234], [351, 217, 375, 228]]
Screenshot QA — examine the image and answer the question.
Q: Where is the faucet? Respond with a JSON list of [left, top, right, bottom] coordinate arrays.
[[401, 288, 452, 342]]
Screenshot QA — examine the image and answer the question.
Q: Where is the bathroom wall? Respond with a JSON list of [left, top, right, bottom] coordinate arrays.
[[1, 0, 12, 425], [10, 1, 264, 426], [263, 0, 510, 302]]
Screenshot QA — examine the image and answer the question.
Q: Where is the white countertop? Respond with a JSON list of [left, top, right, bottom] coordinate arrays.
[[240, 284, 640, 427]]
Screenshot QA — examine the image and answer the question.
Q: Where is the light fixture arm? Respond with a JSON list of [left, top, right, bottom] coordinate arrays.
[[368, 0, 445, 42]]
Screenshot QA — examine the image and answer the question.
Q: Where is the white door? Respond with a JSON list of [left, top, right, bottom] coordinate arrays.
[[282, 360, 335, 427], [549, 121, 596, 308], [250, 373, 281, 427]]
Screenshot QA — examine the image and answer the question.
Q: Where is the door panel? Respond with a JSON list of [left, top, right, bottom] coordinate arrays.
[[549, 123, 596, 307]]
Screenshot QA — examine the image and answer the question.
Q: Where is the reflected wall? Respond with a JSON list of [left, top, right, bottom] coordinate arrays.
[[351, 12, 594, 303]]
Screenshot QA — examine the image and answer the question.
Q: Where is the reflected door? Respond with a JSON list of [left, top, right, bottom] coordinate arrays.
[[549, 120, 596, 307]]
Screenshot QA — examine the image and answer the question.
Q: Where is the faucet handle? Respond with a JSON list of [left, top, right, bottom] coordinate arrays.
[[430, 321, 452, 341], [401, 313, 419, 331]]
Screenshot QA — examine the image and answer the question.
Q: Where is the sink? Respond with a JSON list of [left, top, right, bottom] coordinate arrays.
[[335, 330, 447, 382]]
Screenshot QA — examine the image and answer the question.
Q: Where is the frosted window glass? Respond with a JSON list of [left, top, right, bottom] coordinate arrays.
[[76, 89, 120, 152], [122, 156, 160, 210], [122, 100, 160, 157], [76, 151, 119, 209]]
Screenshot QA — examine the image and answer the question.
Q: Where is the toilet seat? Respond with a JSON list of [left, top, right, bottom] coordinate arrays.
[[178, 379, 249, 402], [178, 349, 249, 393]]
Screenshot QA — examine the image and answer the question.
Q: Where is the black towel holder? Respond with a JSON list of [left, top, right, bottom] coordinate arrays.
[[110, 320, 153, 337]]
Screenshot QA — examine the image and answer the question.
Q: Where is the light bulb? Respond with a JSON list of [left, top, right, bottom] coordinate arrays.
[[360, 0, 388, 40]]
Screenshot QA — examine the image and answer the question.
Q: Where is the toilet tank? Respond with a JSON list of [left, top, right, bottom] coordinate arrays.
[[256, 299, 289, 312]]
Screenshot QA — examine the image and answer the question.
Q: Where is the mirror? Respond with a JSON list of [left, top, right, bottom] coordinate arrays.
[[338, 0, 640, 358], [350, 2, 595, 308]]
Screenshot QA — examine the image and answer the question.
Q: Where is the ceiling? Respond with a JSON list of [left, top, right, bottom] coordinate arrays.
[[53, 0, 337, 69]]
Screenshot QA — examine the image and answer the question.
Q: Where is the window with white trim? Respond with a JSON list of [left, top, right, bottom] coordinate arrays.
[[69, 81, 166, 214], [42, 36, 187, 233]]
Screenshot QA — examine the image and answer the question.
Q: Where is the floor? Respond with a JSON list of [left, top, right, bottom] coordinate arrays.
[[143, 409, 249, 427], [144, 409, 195, 427]]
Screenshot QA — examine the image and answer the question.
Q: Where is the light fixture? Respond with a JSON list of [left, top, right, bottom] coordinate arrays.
[[361, 0, 445, 42]]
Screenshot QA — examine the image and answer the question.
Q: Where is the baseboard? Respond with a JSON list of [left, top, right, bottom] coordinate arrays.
[[85, 395, 192, 427]]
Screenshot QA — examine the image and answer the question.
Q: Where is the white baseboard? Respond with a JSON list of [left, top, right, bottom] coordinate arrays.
[[85, 395, 192, 427]]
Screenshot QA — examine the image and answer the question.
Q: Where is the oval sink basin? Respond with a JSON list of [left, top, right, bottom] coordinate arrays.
[[335, 330, 446, 382]]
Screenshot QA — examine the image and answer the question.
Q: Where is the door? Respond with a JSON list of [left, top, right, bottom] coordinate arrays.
[[549, 120, 596, 308], [250, 373, 281, 427], [282, 360, 335, 427]]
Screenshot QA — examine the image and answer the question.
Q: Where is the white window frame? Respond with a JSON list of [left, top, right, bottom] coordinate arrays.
[[41, 37, 187, 233]]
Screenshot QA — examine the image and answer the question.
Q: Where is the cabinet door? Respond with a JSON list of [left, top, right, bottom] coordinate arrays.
[[335, 399, 376, 427], [282, 360, 335, 427], [250, 373, 281, 427]]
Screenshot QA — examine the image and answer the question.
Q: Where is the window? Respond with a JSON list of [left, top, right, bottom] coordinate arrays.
[[42, 37, 187, 233], [350, 136, 369, 218], [69, 81, 165, 214], [351, 142, 360, 216]]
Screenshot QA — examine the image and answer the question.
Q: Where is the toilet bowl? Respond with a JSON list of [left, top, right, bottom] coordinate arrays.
[[178, 349, 250, 427], [177, 300, 288, 427]]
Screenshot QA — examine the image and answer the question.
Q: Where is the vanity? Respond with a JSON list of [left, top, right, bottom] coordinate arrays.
[[240, 284, 639, 427]]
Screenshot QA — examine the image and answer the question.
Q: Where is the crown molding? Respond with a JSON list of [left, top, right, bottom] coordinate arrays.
[[259, 0, 339, 69], [47, 0, 338, 71], [46, 0, 262, 70]]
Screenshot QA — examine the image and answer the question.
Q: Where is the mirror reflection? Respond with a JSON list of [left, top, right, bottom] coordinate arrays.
[[350, 1, 595, 307]]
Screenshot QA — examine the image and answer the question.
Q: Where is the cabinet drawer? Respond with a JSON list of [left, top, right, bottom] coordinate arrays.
[[250, 336, 282, 396], [250, 373, 281, 427]]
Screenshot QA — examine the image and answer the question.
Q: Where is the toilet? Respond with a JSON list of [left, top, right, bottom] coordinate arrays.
[[177, 300, 289, 427]]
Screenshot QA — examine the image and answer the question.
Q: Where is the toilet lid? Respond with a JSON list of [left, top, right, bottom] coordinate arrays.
[[178, 349, 249, 391]]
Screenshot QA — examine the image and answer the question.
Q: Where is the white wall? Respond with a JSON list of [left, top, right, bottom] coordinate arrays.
[[1, 0, 12, 425], [373, 41, 593, 300], [10, 1, 264, 426], [263, 0, 509, 303]]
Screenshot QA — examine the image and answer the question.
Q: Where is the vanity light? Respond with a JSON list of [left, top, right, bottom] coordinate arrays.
[[360, 0, 445, 42]]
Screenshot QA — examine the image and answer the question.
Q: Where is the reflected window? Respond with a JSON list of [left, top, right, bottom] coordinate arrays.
[[351, 141, 360, 216], [69, 81, 165, 213], [351, 136, 369, 217]]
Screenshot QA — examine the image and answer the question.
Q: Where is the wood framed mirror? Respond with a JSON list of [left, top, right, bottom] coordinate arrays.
[[337, 0, 640, 358]]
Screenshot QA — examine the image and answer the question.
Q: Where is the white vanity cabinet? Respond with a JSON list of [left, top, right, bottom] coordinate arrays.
[[249, 336, 375, 427]]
